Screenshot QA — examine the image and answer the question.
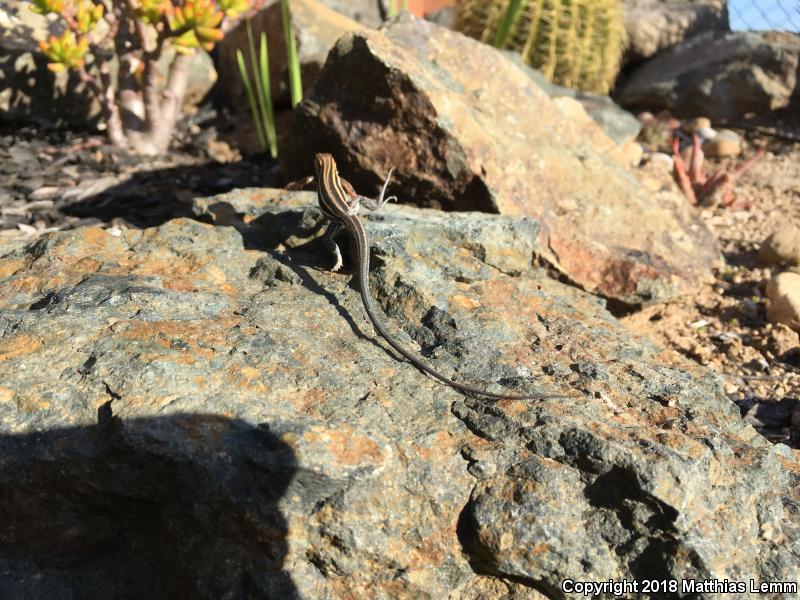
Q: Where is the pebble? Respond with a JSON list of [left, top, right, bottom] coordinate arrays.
[[744, 399, 797, 428], [703, 129, 742, 158], [8, 146, 36, 164], [792, 410, 800, 433], [29, 186, 61, 201], [684, 117, 711, 134], [754, 323, 800, 357], [648, 152, 674, 172], [766, 272, 800, 332], [16, 223, 37, 235], [759, 225, 800, 267], [696, 126, 717, 142], [26, 200, 55, 210]]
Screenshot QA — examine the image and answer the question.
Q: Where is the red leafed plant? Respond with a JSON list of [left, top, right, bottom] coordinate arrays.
[[30, 0, 262, 155], [672, 134, 765, 209]]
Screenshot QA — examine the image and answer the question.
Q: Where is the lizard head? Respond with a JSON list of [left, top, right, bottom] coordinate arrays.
[[314, 153, 336, 177]]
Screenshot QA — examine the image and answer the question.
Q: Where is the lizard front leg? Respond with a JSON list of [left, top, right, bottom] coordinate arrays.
[[286, 174, 315, 191], [321, 221, 345, 272], [341, 168, 397, 211]]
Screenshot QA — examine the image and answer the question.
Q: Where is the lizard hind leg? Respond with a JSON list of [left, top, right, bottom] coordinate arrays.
[[322, 221, 344, 272]]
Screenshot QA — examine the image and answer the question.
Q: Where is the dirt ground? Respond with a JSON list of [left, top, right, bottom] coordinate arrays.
[[623, 136, 800, 446], [1, 115, 798, 446]]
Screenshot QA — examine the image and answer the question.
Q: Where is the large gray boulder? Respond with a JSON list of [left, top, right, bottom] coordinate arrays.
[[621, 0, 730, 63], [617, 30, 800, 120], [285, 14, 719, 307], [0, 190, 797, 598]]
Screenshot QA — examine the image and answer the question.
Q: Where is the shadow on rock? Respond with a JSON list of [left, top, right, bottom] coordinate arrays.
[[0, 411, 298, 599], [60, 159, 281, 231]]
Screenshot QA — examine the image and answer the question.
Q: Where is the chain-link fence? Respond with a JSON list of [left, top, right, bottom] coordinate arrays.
[[729, 0, 800, 32]]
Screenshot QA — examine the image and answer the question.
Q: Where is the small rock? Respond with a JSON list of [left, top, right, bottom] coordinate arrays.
[[29, 186, 61, 201], [620, 140, 644, 167], [205, 139, 240, 164], [648, 152, 674, 172], [760, 225, 800, 267], [425, 6, 455, 28], [8, 146, 36, 164], [622, 0, 729, 63], [744, 398, 797, 428], [696, 126, 717, 142], [752, 323, 800, 358], [792, 410, 800, 432], [703, 129, 741, 158], [16, 223, 37, 235], [617, 31, 800, 121], [26, 200, 55, 211], [766, 272, 800, 332], [684, 117, 710, 134]]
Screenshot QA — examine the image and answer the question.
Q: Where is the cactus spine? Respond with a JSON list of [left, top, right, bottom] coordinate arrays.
[[455, 0, 627, 94]]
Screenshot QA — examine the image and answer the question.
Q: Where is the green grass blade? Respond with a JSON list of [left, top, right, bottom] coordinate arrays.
[[259, 32, 278, 158], [280, 0, 303, 107], [245, 21, 270, 154], [493, 0, 525, 48], [387, 0, 397, 18], [235, 47, 267, 152]]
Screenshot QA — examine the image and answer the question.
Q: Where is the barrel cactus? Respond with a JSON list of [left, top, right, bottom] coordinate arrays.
[[455, 0, 627, 94]]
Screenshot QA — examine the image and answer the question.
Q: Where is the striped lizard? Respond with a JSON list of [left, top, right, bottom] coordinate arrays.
[[311, 152, 560, 401]]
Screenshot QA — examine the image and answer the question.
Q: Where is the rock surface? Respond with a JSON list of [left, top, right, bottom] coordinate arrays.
[[620, 0, 729, 63], [760, 225, 800, 267], [286, 14, 719, 306], [523, 66, 642, 147], [0, 190, 797, 598], [767, 272, 800, 332], [317, 0, 384, 27], [616, 30, 800, 120]]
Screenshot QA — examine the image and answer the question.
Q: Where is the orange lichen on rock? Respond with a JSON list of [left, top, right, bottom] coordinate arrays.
[[224, 365, 269, 393], [0, 259, 25, 279], [0, 335, 44, 361], [304, 427, 385, 466], [449, 294, 480, 311], [109, 318, 239, 367]]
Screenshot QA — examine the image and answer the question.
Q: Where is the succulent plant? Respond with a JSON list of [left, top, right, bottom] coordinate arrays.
[[217, 0, 252, 19], [39, 29, 89, 71], [454, 0, 626, 94], [29, 0, 64, 15], [74, 0, 104, 33], [169, 0, 225, 53], [25, 0, 257, 154], [137, 0, 172, 25]]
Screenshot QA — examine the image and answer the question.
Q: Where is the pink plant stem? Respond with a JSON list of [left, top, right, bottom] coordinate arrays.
[[123, 0, 163, 135], [77, 64, 128, 148], [730, 148, 766, 182], [149, 50, 193, 152], [672, 137, 697, 205], [688, 134, 706, 187]]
